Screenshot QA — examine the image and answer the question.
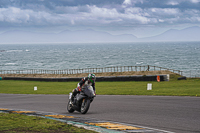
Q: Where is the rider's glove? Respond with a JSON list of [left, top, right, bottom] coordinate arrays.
[[77, 86, 82, 91]]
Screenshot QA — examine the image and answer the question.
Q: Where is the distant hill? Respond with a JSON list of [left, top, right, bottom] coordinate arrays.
[[142, 26, 200, 42], [0, 26, 200, 43], [0, 29, 137, 43]]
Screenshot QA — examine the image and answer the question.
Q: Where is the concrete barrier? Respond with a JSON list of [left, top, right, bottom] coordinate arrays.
[[3, 75, 169, 82]]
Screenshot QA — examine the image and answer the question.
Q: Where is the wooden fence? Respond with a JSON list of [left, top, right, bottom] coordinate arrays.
[[0, 65, 183, 76]]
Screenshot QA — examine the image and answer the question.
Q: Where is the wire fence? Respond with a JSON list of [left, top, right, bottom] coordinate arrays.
[[0, 65, 183, 76]]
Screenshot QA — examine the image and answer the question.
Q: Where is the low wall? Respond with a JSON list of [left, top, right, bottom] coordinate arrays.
[[2, 75, 169, 82]]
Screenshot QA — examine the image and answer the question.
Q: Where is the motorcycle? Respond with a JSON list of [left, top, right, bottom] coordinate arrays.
[[67, 86, 96, 114]]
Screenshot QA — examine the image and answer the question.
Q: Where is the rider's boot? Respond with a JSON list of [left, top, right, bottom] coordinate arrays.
[[71, 95, 74, 102], [71, 89, 78, 105]]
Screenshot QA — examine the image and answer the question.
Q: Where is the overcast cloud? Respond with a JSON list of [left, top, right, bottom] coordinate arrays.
[[0, 0, 200, 37]]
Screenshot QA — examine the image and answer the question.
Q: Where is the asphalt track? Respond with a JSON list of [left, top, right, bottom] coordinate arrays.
[[0, 94, 199, 133]]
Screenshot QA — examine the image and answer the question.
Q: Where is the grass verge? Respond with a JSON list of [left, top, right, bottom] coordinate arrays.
[[0, 112, 96, 133], [0, 78, 200, 96]]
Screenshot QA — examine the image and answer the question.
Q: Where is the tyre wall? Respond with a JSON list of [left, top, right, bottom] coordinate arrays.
[[2, 75, 169, 82]]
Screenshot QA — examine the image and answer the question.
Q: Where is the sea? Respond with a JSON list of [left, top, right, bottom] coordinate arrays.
[[0, 41, 200, 77]]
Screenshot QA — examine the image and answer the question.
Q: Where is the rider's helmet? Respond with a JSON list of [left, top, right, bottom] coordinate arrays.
[[88, 74, 96, 83]]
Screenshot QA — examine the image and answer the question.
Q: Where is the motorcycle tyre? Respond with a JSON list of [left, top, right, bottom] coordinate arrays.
[[67, 100, 75, 113], [81, 99, 90, 114]]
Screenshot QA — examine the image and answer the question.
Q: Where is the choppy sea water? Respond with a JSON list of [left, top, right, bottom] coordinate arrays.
[[0, 42, 200, 77]]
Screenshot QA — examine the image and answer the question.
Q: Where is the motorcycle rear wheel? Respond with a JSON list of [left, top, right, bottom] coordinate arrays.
[[67, 100, 75, 113], [81, 99, 90, 114]]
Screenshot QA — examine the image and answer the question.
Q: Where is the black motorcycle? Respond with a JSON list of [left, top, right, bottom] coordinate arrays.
[[67, 86, 96, 114]]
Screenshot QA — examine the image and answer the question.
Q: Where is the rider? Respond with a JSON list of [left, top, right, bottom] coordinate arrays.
[[71, 74, 96, 102]]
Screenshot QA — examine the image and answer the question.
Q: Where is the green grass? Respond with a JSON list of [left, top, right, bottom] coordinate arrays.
[[0, 80, 76, 94], [0, 78, 200, 96], [97, 79, 200, 96], [0, 113, 96, 133]]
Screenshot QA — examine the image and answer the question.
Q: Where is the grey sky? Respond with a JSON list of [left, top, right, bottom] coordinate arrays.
[[0, 0, 200, 37]]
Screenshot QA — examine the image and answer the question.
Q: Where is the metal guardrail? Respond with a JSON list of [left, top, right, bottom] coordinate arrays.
[[182, 70, 200, 78], [0, 65, 183, 76]]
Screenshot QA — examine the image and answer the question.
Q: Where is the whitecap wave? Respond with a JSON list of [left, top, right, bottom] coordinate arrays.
[[103, 56, 109, 59], [6, 50, 23, 52], [5, 63, 17, 66], [136, 62, 143, 65]]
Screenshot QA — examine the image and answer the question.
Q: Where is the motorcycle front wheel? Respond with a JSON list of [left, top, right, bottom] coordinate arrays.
[[81, 99, 90, 114], [67, 100, 75, 113]]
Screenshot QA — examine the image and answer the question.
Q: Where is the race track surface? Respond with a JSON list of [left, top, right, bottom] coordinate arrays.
[[0, 94, 199, 133]]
